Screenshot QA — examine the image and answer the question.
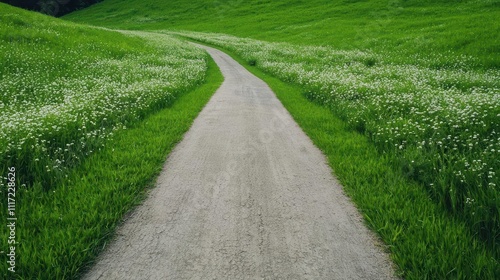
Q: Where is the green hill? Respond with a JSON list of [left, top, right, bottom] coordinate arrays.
[[64, 0, 500, 68], [0, 2, 210, 189], [1, 0, 498, 278], [64, 1, 500, 278]]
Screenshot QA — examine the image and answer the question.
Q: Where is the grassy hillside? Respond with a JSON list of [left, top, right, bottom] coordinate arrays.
[[0, 4, 223, 278], [0, 4, 209, 188], [64, 0, 500, 278], [65, 0, 500, 68], [2, 0, 496, 278]]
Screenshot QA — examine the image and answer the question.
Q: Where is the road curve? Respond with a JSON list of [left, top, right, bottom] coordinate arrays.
[[83, 44, 397, 279]]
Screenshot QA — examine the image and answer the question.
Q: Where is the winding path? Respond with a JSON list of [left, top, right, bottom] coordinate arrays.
[[83, 44, 397, 279]]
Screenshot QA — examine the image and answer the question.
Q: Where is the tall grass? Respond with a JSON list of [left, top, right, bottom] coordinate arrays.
[[0, 57, 223, 278], [65, 0, 498, 276], [2, 0, 497, 277], [0, 5, 207, 191]]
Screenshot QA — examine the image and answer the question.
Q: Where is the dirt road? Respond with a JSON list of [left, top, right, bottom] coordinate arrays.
[[83, 44, 397, 279]]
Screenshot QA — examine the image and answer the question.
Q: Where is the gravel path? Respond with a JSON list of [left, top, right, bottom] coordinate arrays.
[[83, 44, 397, 279]]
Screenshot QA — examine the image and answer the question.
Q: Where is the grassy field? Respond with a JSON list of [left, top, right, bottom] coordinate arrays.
[[0, 56, 222, 279], [65, 0, 500, 68], [65, 0, 500, 278], [0, 4, 223, 278], [0, 5, 210, 190], [1, 0, 498, 278], [66, 0, 499, 276]]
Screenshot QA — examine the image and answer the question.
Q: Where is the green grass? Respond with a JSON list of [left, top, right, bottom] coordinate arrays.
[[0, 4, 208, 190], [0, 51, 223, 279], [64, 0, 500, 68], [192, 40, 499, 279]]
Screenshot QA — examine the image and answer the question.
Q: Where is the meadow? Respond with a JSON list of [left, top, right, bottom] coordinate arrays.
[[0, 4, 223, 278], [64, 0, 500, 68], [0, 7, 207, 189], [0, 0, 498, 278]]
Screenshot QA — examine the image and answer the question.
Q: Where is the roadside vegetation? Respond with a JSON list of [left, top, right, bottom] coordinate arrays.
[[0, 5, 207, 191], [203, 43, 498, 279], [0, 4, 223, 278]]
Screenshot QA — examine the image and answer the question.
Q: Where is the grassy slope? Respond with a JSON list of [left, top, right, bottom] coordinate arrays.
[[0, 4, 224, 278], [64, 0, 500, 278], [0, 3, 206, 190], [65, 0, 500, 68]]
